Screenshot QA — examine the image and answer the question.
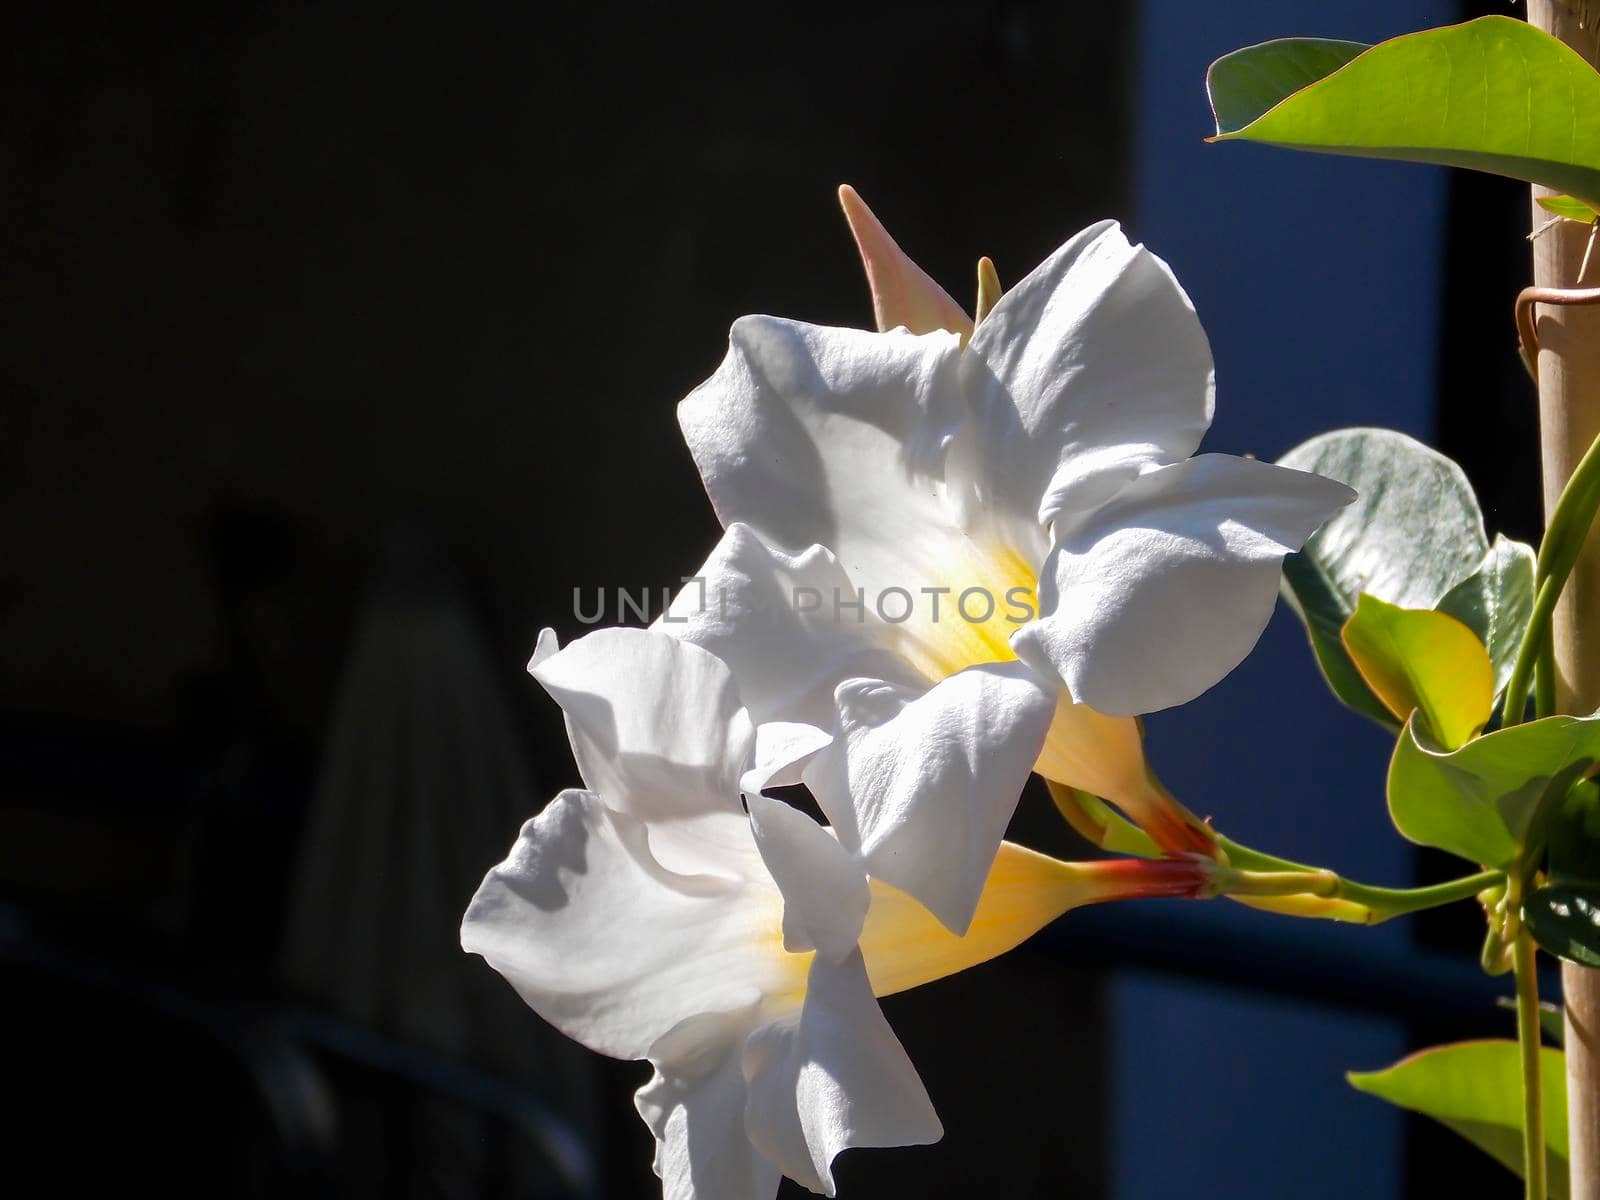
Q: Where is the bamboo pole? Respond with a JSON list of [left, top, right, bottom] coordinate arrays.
[[1527, 5, 1600, 1195]]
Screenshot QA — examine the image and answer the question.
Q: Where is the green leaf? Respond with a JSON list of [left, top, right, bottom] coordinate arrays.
[[1539, 194, 1600, 225], [1525, 887, 1600, 968], [1340, 595, 1493, 749], [1498, 997, 1569, 1048], [1208, 16, 1600, 208], [1207, 38, 1368, 135], [1388, 714, 1600, 869], [1549, 778, 1600, 886], [1436, 535, 1539, 701], [1526, 779, 1600, 966], [1349, 1040, 1568, 1195], [1278, 428, 1487, 728]]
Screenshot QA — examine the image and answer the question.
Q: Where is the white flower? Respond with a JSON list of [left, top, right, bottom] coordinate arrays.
[[666, 194, 1354, 932], [462, 625, 1205, 1198]]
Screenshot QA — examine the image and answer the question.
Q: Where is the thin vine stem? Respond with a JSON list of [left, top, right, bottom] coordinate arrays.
[[1503, 574, 1566, 727], [1514, 927, 1548, 1200], [1500, 414, 1600, 727], [1213, 834, 1501, 921], [1517, 286, 1600, 383]]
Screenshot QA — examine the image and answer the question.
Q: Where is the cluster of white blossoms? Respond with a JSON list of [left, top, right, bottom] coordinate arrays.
[[462, 188, 1355, 1198]]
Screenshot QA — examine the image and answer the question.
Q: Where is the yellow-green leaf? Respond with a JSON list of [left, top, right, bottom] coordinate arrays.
[[1349, 1040, 1568, 1195], [1388, 714, 1600, 869], [1278, 428, 1489, 731], [1208, 17, 1600, 208], [1341, 594, 1493, 749], [1538, 195, 1599, 225]]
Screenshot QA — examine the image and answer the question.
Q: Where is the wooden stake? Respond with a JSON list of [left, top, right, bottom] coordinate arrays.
[[1527, 5, 1600, 1196]]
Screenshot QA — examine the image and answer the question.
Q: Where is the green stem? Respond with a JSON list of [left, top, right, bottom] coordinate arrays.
[[1503, 574, 1563, 728], [1214, 834, 1317, 875], [1211, 867, 1338, 897], [1332, 869, 1504, 920], [1536, 636, 1557, 720], [1514, 928, 1547, 1200], [1503, 423, 1600, 728], [1212, 836, 1501, 921]]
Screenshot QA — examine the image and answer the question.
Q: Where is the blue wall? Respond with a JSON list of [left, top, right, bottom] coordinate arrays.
[[1117, 2, 1460, 1196]]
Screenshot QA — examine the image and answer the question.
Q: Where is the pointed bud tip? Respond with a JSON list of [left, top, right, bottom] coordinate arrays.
[[974, 256, 1003, 326], [833, 185, 972, 338]]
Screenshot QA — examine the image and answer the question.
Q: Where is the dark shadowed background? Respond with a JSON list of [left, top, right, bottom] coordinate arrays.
[[1, 1, 1544, 1196]]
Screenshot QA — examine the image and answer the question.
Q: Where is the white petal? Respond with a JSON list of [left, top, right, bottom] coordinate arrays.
[[659, 524, 910, 729], [1013, 454, 1356, 716], [742, 720, 835, 796], [678, 316, 972, 610], [527, 625, 560, 671], [742, 950, 941, 1196], [963, 222, 1214, 527], [461, 790, 801, 1061], [802, 661, 1056, 935], [746, 791, 869, 961], [531, 626, 757, 876], [636, 1014, 781, 1200]]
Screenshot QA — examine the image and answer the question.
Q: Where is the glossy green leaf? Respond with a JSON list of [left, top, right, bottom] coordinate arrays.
[[1436, 535, 1538, 700], [1388, 714, 1600, 869], [1341, 595, 1493, 749], [1548, 778, 1600, 886], [1539, 194, 1600, 225], [1208, 16, 1600, 208], [1526, 887, 1600, 968], [1279, 428, 1487, 728], [1526, 779, 1600, 966], [1349, 1040, 1568, 1194]]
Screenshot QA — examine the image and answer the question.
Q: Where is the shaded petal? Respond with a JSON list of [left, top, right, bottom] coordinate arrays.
[[1033, 692, 1150, 806], [803, 661, 1056, 935], [659, 524, 910, 729], [531, 626, 757, 876], [963, 222, 1214, 526], [679, 316, 971, 613], [837, 184, 972, 338], [742, 950, 941, 1196], [747, 792, 869, 961], [636, 1012, 781, 1200], [1013, 454, 1356, 716], [461, 790, 801, 1060]]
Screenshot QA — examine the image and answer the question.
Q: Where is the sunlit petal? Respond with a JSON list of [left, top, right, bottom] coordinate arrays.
[[964, 221, 1215, 527], [531, 626, 757, 876], [743, 950, 942, 1196], [678, 316, 974, 619], [743, 720, 835, 794], [660, 523, 912, 729], [636, 1014, 781, 1200], [804, 660, 1055, 935], [747, 791, 870, 961], [1015, 454, 1355, 716], [461, 790, 800, 1061]]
